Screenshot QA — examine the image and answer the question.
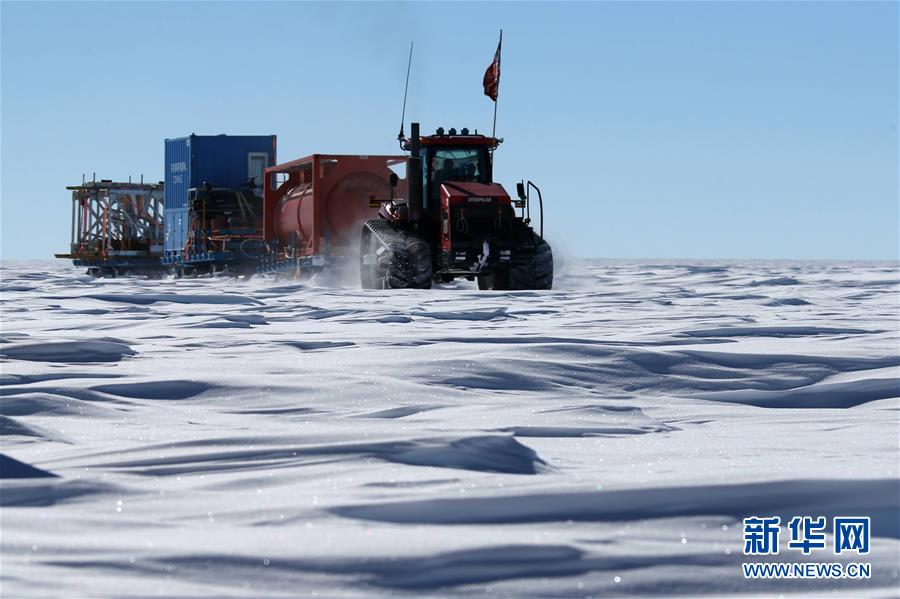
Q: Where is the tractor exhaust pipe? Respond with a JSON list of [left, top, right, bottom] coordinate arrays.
[[408, 123, 422, 220], [410, 122, 420, 155]]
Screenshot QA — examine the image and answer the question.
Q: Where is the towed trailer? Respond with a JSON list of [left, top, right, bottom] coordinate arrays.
[[55, 178, 166, 277], [260, 154, 406, 276], [57, 147, 410, 280], [161, 134, 276, 277]]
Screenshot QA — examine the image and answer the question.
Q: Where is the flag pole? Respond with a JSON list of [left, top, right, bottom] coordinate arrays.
[[491, 30, 502, 158], [491, 96, 498, 141]]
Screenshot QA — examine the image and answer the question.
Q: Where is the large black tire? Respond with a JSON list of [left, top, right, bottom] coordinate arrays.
[[360, 226, 379, 289], [508, 234, 553, 290], [361, 220, 432, 289]]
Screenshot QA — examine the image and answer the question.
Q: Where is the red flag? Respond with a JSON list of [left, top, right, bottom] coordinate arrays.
[[482, 35, 502, 102]]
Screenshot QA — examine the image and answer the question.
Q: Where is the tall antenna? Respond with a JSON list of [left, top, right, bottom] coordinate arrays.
[[398, 41, 414, 142]]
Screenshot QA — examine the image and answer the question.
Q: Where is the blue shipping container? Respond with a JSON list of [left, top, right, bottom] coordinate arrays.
[[164, 134, 276, 255]]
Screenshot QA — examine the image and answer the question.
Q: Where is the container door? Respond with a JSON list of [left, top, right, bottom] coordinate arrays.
[[165, 138, 191, 210], [164, 208, 189, 256], [248, 153, 268, 197]]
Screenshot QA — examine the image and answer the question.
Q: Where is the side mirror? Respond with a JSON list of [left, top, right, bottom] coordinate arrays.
[[389, 173, 399, 188], [516, 181, 526, 201]]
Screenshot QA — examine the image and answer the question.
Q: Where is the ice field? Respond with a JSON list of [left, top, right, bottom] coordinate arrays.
[[1, 259, 898, 597]]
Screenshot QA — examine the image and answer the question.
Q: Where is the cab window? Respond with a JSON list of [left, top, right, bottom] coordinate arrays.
[[431, 148, 486, 185]]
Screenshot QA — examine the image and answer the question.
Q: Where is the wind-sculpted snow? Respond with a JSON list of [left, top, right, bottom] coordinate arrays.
[[333, 478, 900, 537], [693, 377, 900, 408], [1, 259, 898, 597], [0, 340, 136, 363], [0, 454, 57, 479], [85, 292, 263, 306]]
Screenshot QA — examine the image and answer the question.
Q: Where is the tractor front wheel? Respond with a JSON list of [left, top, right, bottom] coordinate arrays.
[[508, 234, 553, 290], [360, 226, 381, 289], [361, 220, 432, 289]]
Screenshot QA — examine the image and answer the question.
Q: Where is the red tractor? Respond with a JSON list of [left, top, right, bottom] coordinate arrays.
[[361, 123, 552, 290]]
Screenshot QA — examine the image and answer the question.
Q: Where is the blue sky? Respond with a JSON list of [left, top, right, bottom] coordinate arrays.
[[2, 1, 897, 260]]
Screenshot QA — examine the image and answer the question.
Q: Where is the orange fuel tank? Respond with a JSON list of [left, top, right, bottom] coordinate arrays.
[[265, 155, 407, 256]]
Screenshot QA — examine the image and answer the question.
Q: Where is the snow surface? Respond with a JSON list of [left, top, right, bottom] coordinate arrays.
[[1, 259, 898, 597]]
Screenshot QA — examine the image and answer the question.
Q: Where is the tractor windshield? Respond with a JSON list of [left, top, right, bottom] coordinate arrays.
[[430, 148, 487, 186]]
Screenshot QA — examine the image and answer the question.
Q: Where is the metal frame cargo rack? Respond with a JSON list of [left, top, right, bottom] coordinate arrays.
[[55, 177, 166, 277]]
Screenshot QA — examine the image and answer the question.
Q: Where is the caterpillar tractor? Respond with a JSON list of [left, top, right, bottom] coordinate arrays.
[[360, 123, 552, 290]]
